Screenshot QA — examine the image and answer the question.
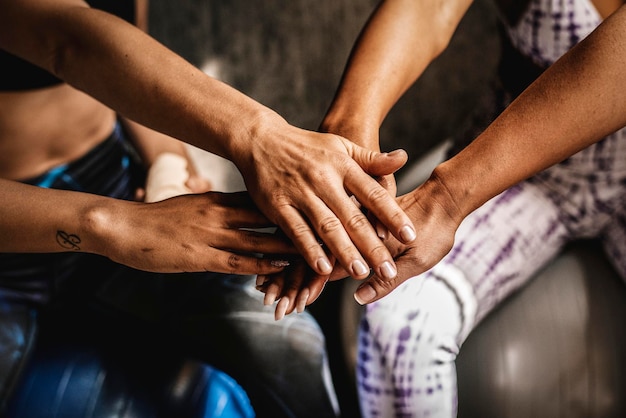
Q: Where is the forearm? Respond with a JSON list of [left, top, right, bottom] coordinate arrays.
[[321, 0, 472, 149], [428, 5, 626, 218], [0, 179, 117, 254], [0, 0, 278, 161]]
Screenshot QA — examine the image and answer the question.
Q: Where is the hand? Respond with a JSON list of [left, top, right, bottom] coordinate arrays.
[[352, 174, 463, 304], [319, 119, 398, 240], [256, 258, 331, 320], [233, 120, 416, 281], [90, 191, 297, 275]]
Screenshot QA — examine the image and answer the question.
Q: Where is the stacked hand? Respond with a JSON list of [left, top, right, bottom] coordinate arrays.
[[231, 117, 417, 283], [257, 172, 463, 319]]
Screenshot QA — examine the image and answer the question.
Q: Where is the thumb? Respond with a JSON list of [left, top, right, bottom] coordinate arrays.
[[352, 253, 424, 305], [352, 147, 408, 177]]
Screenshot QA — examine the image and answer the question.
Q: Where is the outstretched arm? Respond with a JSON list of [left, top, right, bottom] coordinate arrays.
[[320, 0, 473, 148], [0, 0, 417, 279], [0, 178, 297, 275], [356, 4, 626, 304], [259, 0, 474, 317], [263, 3, 626, 315]]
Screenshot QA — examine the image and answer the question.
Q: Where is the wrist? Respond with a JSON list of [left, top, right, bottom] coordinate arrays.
[[320, 108, 380, 151], [222, 105, 286, 167], [411, 166, 466, 227], [78, 197, 127, 258]]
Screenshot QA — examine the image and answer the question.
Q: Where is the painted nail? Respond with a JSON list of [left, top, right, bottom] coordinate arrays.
[[400, 225, 416, 242], [354, 284, 377, 305], [271, 260, 290, 267], [380, 261, 397, 279], [352, 260, 369, 277]]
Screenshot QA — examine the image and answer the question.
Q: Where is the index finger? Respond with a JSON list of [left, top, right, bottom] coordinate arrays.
[[344, 165, 416, 245]]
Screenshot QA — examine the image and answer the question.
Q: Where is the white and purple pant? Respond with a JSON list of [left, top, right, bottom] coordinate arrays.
[[357, 125, 626, 418]]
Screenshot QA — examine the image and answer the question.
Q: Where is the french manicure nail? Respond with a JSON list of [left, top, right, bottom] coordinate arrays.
[[400, 225, 416, 242], [354, 284, 377, 305]]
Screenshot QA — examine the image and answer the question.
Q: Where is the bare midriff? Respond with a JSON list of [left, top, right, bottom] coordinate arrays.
[[0, 84, 116, 181]]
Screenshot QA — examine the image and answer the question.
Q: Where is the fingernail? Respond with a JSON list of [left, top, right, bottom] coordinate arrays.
[[271, 260, 290, 267], [380, 261, 397, 279], [275, 297, 289, 321], [256, 275, 267, 286], [376, 224, 387, 240], [354, 284, 377, 305], [264, 291, 277, 306], [351, 260, 369, 277], [400, 225, 416, 242], [387, 149, 405, 157], [296, 289, 309, 313], [316, 257, 333, 274]]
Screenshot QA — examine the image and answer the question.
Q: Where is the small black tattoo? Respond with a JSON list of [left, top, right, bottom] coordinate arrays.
[[56, 230, 81, 251]]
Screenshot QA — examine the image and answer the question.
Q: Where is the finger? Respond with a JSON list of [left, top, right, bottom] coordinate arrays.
[[302, 274, 329, 306], [263, 277, 283, 306], [193, 250, 292, 276], [366, 209, 388, 240], [354, 148, 408, 177], [275, 295, 292, 321], [328, 264, 350, 281], [295, 288, 310, 313], [344, 166, 416, 245], [203, 192, 277, 227], [211, 229, 298, 255], [256, 274, 269, 288], [272, 203, 334, 276], [274, 261, 308, 319], [353, 253, 426, 305], [311, 180, 400, 281], [297, 196, 374, 279]]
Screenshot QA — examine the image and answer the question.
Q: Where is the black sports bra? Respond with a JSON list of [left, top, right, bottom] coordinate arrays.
[[0, 0, 135, 91]]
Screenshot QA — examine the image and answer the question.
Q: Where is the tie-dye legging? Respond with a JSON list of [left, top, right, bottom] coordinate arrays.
[[357, 126, 626, 418]]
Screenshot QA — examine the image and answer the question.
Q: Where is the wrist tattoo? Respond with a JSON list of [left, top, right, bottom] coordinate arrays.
[[56, 230, 81, 251]]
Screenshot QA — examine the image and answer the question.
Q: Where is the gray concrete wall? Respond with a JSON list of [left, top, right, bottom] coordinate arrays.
[[149, 0, 500, 177]]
